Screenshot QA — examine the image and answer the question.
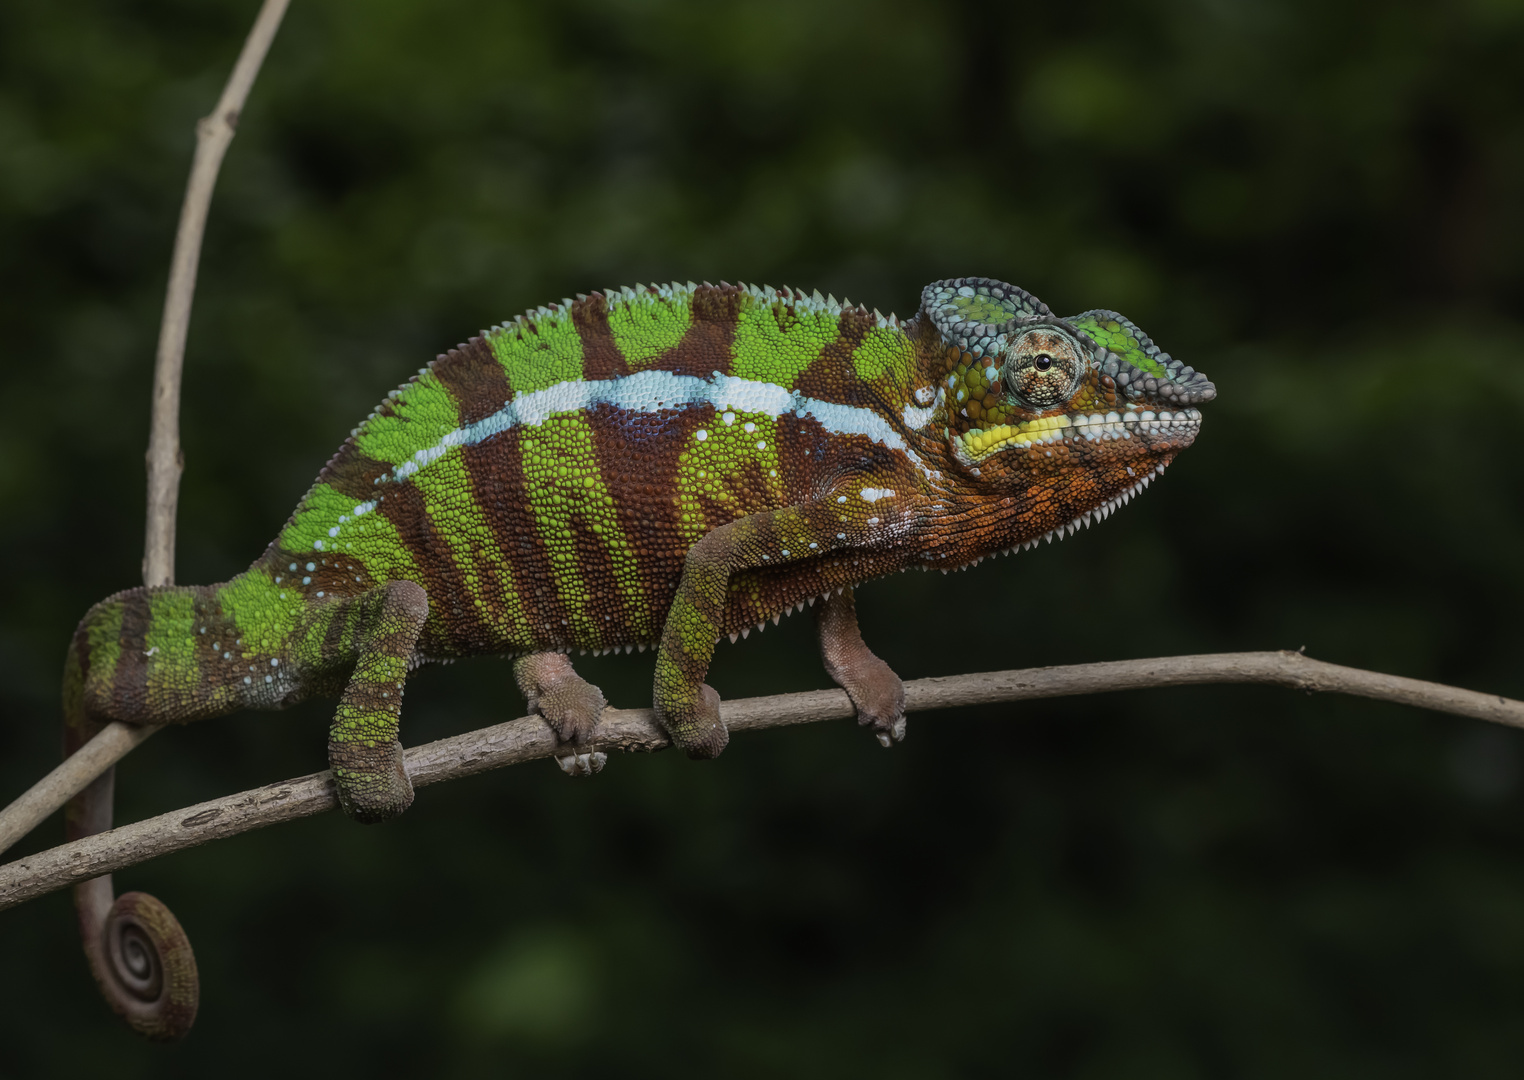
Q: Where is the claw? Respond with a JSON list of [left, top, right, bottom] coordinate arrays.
[[876, 731, 892, 749], [555, 751, 607, 777]]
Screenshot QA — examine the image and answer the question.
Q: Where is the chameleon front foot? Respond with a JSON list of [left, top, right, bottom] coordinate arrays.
[[816, 587, 907, 749], [514, 651, 609, 777]]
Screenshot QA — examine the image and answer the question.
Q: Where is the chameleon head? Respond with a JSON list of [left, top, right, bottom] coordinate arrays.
[[920, 277, 1216, 532]]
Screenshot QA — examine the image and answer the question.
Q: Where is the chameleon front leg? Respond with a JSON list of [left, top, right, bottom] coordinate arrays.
[[654, 501, 855, 758], [327, 579, 429, 824], [816, 586, 906, 747], [513, 651, 608, 777]]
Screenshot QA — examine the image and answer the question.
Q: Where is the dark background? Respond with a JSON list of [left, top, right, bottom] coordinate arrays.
[[3, 0, 1523, 1075]]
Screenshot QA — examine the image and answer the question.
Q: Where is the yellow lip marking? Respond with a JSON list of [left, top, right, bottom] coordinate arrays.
[[960, 414, 1072, 458]]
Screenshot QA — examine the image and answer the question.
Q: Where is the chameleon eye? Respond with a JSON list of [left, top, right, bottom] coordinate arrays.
[[1003, 330, 1083, 409]]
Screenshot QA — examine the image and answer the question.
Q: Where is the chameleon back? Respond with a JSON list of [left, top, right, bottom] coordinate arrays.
[[269, 282, 930, 659]]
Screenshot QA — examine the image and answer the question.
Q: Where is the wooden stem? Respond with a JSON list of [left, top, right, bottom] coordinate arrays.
[[143, 0, 290, 588], [0, 649, 1518, 911]]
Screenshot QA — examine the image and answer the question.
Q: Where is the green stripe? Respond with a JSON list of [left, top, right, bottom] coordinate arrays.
[[1068, 315, 1167, 377], [674, 412, 785, 546], [606, 292, 692, 369], [417, 452, 531, 640], [294, 597, 344, 669], [218, 571, 300, 655], [520, 413, 650, 642], [354, 370, 461, 466], [280, 482, 423, 583], [851, 325, 917, 386], [83, 599, 125, 687], [488, 312, 586, 394], [730, 295, 840, 388], [144, 590, 201, 703]]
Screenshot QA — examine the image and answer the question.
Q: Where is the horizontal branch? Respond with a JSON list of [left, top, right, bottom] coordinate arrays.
[[1, 650, 1519, 912]]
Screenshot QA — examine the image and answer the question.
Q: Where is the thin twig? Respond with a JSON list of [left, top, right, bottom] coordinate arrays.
[[144, 0, 289, 587], [1, 650, 1518, 912], [0, 0, 291, 860]]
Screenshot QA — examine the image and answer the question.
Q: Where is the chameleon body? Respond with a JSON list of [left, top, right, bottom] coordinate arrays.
[[61, 277, 1214, 1038]]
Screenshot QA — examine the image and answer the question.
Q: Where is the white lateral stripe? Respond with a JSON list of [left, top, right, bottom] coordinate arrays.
[[385, 371, 921, 483]]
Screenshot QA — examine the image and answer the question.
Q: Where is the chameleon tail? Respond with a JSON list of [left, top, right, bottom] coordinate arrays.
[[63, 612, 200, 1040]]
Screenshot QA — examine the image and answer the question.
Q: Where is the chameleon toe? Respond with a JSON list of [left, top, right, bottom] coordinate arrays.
[[555, 751, 607, 777], [875, 715, 908, 748]]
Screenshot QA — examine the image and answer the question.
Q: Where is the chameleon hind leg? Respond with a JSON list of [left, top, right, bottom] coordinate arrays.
[[327, 579, 429, 824], [816, 586, 906, 747], [513, 651, 608, 777]]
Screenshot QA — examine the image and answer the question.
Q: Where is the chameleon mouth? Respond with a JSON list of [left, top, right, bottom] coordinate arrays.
[[957, 407, 1203, 462]]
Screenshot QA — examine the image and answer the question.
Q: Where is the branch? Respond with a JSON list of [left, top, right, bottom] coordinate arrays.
[[144, 0, 289, 587], [0, 0, 290, 859], [1, 650, 1519, 912]]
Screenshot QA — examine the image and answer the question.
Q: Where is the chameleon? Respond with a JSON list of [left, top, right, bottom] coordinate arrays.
[[58, 276, 1214, 1039]]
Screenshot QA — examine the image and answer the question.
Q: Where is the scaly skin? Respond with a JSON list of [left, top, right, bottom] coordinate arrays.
[[61, 277, 1215, 1037]]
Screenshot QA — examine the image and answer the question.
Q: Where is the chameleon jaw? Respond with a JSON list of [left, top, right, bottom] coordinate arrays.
[[954, 407, 1203, 464]]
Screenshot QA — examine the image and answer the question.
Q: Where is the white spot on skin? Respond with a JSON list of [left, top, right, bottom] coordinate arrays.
[[144, 646, 158, 657], [303, 577, 311, 585], [744, 422, 756, 433], [723, 411, 735, 425], [756, 441, 766, 450], [860, 487, 895, 503], [696, 429, 708, 441], [328, 526, 340, 537], [306, 562, 316, 572]]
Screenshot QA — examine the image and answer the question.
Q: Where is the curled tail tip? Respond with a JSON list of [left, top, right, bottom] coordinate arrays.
[[88, 890, 200, 1041]]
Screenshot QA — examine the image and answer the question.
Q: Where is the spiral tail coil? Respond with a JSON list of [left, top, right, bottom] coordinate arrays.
[[64, 626, 199, 1039], [77, 877, 200, 1040]]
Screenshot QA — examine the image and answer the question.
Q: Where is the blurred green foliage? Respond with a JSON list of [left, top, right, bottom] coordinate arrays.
[[2, 0, 1524, 1075]]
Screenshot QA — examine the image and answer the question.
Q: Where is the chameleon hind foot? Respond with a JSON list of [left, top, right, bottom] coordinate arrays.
[[328, 580, 428, 824], [514, 651, 608, 777], [817, 587, 907, 749], [654, 681, 728, 760]]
